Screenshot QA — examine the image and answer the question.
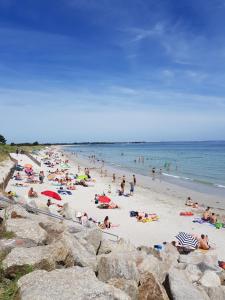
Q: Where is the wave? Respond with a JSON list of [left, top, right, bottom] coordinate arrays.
[[162, 172, 225, 190]]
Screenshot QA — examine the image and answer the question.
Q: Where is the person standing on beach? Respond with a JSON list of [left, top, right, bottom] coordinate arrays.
[[78, 165, 81, 173], [152, 167, 156, 180], [133, 174, 136, 186], [130, 182, 134, 195], [112, 173, 116, 183]]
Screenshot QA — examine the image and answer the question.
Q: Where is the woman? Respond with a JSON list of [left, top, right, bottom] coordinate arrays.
[[104, 216, 111, 229], [28, 187, 38, 198], [39, 171, 45, 184], [198, 234, 210, 250]]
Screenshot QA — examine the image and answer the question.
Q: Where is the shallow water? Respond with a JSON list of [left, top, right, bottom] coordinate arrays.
[[65, 141, 225, 194]]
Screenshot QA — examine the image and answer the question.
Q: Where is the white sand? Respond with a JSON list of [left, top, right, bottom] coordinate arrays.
[[5, 148, 225, 260]]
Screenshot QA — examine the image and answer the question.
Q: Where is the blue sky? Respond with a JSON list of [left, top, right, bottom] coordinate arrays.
[[0, 0, 225, 142]]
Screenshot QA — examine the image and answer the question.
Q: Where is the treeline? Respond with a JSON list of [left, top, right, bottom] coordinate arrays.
[[10, 141, 147, 146]]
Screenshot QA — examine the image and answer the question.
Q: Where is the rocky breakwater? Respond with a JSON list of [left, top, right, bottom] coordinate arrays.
[[0, 203, 224, 300]]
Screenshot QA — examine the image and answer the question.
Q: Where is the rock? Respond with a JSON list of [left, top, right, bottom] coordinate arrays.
[[108, 278, 138, 300], [219, 270, 225, 285], [68, 223, 85, 234], [2, 239, 73, 276], [0, 205, 30, 219], [137, 254, 168, 283], [75, 227, 102, 253], [97, 252, 140, 283], [185, 264, 202, 282], [179, 251, 218, 267], [138, 272, 169, 300], [6, 218, 47, 245], [199, 270, 221, 288], [60, 233, 97, 271], [98, 238, 137, 255], [39, 220, 66, 243], [167, 267, 210, 300], [17, 267, 131, 299], [204, 286, 225, 300]]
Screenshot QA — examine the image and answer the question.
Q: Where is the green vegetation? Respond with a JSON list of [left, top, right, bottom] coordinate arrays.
[[0, 252, 34, 300], [0, 135, 6, 145], [0, 144, 43, 163], [0, 231, 15, 240]]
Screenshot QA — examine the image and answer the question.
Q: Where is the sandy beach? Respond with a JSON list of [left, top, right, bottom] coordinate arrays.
[[5, 147, 225, 261]]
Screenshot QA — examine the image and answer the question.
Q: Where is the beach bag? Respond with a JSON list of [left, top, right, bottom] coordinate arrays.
[[130, 211, 138, 217]]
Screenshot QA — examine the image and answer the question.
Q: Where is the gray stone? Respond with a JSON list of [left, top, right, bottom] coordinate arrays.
[[200, 271, 221, 288], [0, 205, 30, 219], [75, 227, 102, 253], [3, 239, 73, 275], [98, 238, 137, 255], [6, 218, 47, 245], [137, 253, 169, 283], [138, 272, 169, 300], [60, 233, 97, 271], [108, 278, 138, 300], [17, 267, 131, 300], [168, 267, 210, 300], [97, 252, 140, 283], [204, 286, 225, 300], [185, 264, 202, 282], [179, 251, 218, 267]]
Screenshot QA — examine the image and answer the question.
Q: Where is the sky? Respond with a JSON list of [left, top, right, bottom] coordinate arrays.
[[0, 0, 225, 143]]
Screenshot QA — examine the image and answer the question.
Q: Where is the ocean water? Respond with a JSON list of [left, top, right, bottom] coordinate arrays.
[[65, 141, 225, 191]]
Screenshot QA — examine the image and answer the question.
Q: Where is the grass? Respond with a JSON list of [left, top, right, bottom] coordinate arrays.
[[0, 231, 16, 240], [0, 252, 34, 300], [0, 145, 44, 163]]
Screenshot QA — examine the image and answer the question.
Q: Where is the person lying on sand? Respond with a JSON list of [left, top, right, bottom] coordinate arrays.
[[198, 234, 210, 250], [28, 187, 38, 198]]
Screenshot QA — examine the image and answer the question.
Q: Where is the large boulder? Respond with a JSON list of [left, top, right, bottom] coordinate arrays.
[[137, 253, 169, 283], [98, 238, 136, 255], [0, 205, 30, 219], [6, 218, 47, 245], [185, 264, 202, 283], [97, 252, 140, 283], [199, 270, 221, 288], [75, 227, 102, 253], [17, 267, 131, 299], [107, 278, 138, 300], [2, 239, 73, 276], [38, 220, 66, 243], [179, 251, 218, 267], [60, 233, 97, 271], [138, 272, 169, 300], [204, 286, 225, 300], [167, 268, 210, 300]]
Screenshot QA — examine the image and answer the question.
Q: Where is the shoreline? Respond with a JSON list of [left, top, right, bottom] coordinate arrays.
[[3, 147, 225, 261], [64, 148, 225, 212]]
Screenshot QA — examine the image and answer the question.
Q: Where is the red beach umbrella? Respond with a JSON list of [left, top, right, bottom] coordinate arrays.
[[98, 195, 111, 203], [41, 190, 62, 201]]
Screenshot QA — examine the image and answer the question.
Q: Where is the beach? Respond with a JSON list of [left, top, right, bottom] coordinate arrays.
[[4, 146, 225, 261]]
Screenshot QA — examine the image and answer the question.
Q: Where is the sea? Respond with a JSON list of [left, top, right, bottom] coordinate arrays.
[[65, 141, 225, 196]]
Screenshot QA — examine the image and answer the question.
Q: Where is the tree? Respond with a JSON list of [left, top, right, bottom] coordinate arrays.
[[33, 141, 39, 146], [0, 134, 6, 144]]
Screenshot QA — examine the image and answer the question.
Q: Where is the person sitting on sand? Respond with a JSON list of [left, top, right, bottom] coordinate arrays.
[[14, 172, 22, 180], [198, 234, 210, 250], [47, 199, 52, 207], [202, 207, 211, 221], [81, 213, 88, 226], [210, 213, 217, 224], [103, 216, 111, 229], [28, 187, 38, 198], [186, 197, 193, 206]]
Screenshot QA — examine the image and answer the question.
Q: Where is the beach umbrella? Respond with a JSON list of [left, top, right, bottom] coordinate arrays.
[[98, 195, 111, 203], [24, 164, 32, 168], [41, 190, 62, 201], [176, 232, 198, 249]]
